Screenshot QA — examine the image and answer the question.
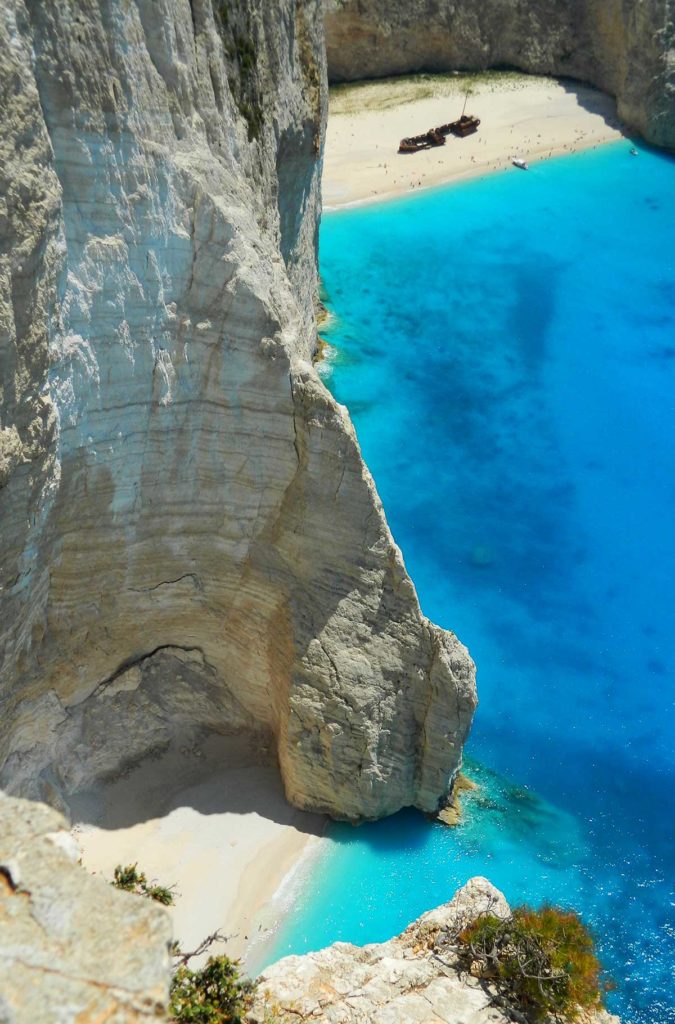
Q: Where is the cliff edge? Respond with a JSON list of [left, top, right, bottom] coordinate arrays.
[[0, 811, 619, 1024], [0, 792, 171, 1022], [251, 877, 620, 1024]]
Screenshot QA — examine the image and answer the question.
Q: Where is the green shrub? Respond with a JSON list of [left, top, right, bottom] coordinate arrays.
[[112, 863, 175, 906], [111, 865, 255, 1022], [217, 6, 264, 142], [457, 905, 608, 1022], [170, 955, 255, 1024]]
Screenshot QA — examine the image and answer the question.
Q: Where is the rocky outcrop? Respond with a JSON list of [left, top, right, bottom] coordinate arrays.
[[251, 877, 620, 1024], [0, 791, 171, 1022], [324, 0, 675, 150], [0, 0, 476, 821]]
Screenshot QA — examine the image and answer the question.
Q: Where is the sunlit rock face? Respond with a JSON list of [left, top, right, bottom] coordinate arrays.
[[324, 0, 675, 150], [0, 1, 475, 820]]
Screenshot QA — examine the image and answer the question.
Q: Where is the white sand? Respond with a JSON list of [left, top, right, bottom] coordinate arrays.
[[70, 735, 325, 971], [323, 73, 626, 209]]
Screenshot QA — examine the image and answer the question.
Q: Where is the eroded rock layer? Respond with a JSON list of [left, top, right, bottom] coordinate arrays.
[[324, 0, 675, 150], [0, 0, 476, 819]]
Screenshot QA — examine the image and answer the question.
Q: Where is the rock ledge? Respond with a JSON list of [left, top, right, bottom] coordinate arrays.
[[250, 878, 620, 1024]]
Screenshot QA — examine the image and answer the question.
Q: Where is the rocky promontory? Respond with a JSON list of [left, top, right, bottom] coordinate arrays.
[[251, 877, 620, 1024]]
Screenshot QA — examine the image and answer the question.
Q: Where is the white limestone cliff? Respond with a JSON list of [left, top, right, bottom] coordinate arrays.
[[0, 0, 476, 821]]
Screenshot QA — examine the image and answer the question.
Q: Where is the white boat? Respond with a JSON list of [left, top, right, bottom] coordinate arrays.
[[512, 158, 529, 170]]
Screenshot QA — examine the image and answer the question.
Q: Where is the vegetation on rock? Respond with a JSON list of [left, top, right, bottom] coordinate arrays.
[[112, 863, 175, 905], [456, 905, 609, 1022], [112, 865, 255, 1023], [218, 5, 264, 141], [295, 0, 322, 152], [171, 956, 255, 1024]]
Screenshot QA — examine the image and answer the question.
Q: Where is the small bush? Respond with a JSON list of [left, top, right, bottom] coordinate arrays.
[[111, 866, 254, 1023], [457, 905, 607, 1022], [170, 955, 255, 1024], [112, 863, 175, 906]]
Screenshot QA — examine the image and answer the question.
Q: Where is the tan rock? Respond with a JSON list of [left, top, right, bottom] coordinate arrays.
[[436, 772, 479, 826], [250, 878, 619, 1024], [0, 792, 172, 1023]]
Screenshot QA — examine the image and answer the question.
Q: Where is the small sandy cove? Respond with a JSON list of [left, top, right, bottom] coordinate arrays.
[[70, 735, 325, 973], [323, 72, 626, 208]]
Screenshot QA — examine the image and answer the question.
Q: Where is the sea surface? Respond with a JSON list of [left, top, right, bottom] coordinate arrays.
[[266, 143, 675, 1023]]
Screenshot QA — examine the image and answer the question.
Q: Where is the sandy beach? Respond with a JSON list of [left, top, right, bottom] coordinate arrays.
[[323, 72, 626, 209], [70, 735, 325, 972]]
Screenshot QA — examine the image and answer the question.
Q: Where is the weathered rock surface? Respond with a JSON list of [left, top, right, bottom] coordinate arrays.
[[0, 0, 476, 820], [324, 0, 675, 150], [0, 791, 171, 1022], [250, 877, 620, 1024]]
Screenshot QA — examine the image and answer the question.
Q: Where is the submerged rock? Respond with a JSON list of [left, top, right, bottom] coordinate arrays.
[[436, 771, 479, 825], [250, 877, 620, 1024]]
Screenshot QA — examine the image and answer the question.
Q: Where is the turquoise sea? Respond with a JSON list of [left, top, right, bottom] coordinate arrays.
[[268, 143, 675, 1023]]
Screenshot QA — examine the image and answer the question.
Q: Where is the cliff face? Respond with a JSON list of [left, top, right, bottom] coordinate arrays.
[[324, 0, 675, 150], [0, 0, 476, 820]]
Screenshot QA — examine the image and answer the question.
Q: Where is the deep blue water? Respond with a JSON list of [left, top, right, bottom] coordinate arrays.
[[267, 143, 675, 1023]]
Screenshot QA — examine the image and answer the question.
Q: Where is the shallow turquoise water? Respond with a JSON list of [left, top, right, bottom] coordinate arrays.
[[267, 144, 675, 1022]]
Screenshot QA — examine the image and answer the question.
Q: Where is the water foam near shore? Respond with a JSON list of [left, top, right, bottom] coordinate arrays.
[[267, 142, 675, 1023]]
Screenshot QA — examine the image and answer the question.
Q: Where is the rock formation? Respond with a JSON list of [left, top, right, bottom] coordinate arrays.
[[250, 877, 620, 1024], [324, 0, 675, 150], [0, 0, 476, 821], [0, 835, 619, 1024], [0, 792, 171, 1022]]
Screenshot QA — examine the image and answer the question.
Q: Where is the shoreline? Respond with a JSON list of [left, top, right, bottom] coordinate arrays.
[[322, 72, 626, 210], [69, 735, 327, 973], [243, 830, 329, 975], [66, 75, 627, 985], [324, 135, 626, 214]]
